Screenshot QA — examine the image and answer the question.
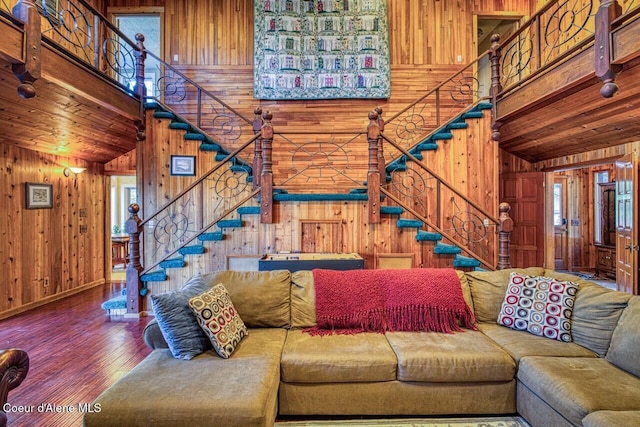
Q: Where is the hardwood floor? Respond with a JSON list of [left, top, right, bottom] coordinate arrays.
[[0, 277, 152, 427]]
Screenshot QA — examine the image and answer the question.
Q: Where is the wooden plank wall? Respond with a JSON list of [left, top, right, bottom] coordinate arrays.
[[0, 142, 108, 319]]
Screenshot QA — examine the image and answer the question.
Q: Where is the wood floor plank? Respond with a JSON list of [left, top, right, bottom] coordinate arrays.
[[0, 277, 153, 427]]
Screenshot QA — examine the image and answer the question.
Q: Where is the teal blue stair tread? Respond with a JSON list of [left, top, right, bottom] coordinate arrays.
[[159, 257, 186, 268], [153, 111, 176, 119], [415, 142, 439, 151], [397, 219, 423, 228], [447, 122, 468, 129], [380, 206, 404, 215], [198, 232, 224, 241], [476, 102, 493, 110], [237, 206, 261, 215], [387, 163, 407, 173], [144, 101, 159, 109], [200, 142, 223, 152], [101, 295, 126, 311], [404, 152, 424, 161], [230, 165, 252, 173], [178, 245, 206, 255], [453, 255, 481, 268], [432, 132, 453, 140], [274, 193, 368, 201], [433, 242, 462, 255], [141, 271, 168, 282], [214, 151, 235, 161], [184, 132, 205, 141], [415, 231, 443, 241], [350, 188, 367, 194], [169, 122, 191, 130], [218, 219, 243, 228], [474, 267, 489, 272], [461, 111, 484, 119], [246, 176, 253, 183]]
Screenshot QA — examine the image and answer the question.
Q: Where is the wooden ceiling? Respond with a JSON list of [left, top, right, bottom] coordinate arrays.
[[0, 59, 137, 164]]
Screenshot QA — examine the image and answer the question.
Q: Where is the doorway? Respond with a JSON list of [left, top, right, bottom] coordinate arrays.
[[553, 176, 569, 270]]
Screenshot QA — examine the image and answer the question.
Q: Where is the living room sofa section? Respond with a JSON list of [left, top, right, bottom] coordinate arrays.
[[84, 268, 640, 427]]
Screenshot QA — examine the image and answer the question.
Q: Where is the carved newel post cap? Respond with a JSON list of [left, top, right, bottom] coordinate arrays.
[[135, 33, 145, 43], [17, 83, 37, 99], [254, 107, 262, 115], [375, 106, 383, 115], [600, 82, 618, 98], [368, 111, 378, 120], [128, 203, 140, 215], [490, 34, 500, 44], [263, 110, 273, 121], [499, 202, 511, 214]]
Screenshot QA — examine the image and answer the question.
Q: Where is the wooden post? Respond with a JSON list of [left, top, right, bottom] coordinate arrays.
[[260, 111, 274, 224], [497, 202, 514, 270], [367, 111, 381, 224], [134, 34, 147, 141], [489, 34, 503, 142], [252, 107, 263, 190], [595, 0, 622, 98], [375, 106, 386, 180], [125, 204, 143, 317], [12, 0, 41, 99]]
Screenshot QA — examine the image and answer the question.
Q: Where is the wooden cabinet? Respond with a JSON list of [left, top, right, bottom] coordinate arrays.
[[595, 182, 616, 279], [595, 244, 616, 279]]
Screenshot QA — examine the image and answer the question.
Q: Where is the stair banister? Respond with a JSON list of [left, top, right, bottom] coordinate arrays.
[[367, 110, 381, 224], [595, 0, 623, 97], [497, 202, 514, 270], [133, 33, 147, 141], [489, 34, 503, 142], [125, 204, 143, 316], [11, 0, 41, 99], [260, 111, 274, 224], [252, 107, 264, 190]]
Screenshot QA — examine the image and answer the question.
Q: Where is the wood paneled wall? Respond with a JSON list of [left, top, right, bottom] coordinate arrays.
[[0, 143, 108, 319]]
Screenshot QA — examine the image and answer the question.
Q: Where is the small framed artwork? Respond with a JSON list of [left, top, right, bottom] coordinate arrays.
[[25, 182, 53, 209], [170, 155, 196, 176]]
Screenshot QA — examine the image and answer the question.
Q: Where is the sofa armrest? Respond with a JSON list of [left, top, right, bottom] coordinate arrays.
[[0, 348, 29, 427], [143, 319, 169, 349]]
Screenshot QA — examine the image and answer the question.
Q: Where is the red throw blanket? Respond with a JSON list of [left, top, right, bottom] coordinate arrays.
[[307, 268, 476, 335]]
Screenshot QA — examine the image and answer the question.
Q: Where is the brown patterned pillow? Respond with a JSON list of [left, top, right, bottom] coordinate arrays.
[[498, 273, 578, 342], [189, 284, 248, 358]]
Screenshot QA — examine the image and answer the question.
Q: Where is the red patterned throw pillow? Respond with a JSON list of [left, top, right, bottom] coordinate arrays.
[[189, 284, 248, 358], [498, 273, 579, 342]]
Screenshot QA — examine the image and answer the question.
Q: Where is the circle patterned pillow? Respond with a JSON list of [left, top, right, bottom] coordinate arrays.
[[189, 283, 248, 358], [498, 272, 579, 342]]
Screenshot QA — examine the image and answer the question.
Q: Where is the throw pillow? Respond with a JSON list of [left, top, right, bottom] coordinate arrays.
[[150, 274, 212, 360], [189, 284, 248, 359], [497, 273, 579, 342]]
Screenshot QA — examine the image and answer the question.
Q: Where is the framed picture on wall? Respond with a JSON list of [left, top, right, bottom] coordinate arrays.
[[25, 182, 53, 209], [170, 155, 196, 176]]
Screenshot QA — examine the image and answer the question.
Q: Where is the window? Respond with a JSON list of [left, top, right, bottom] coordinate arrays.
[[553, 183, 563, 226], [594, 171, 609, 243]]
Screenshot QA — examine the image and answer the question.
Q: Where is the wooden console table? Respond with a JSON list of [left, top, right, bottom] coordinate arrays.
[[111, 235, 129, 268]]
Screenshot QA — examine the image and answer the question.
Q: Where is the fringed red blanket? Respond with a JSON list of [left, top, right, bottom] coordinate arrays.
[[307, 268, 476, 335]]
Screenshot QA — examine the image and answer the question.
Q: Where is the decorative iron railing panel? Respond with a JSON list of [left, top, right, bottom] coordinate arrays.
[[381, 54, 490, 165], [500, 0, 597, 91], [271, 132, 369, 191]]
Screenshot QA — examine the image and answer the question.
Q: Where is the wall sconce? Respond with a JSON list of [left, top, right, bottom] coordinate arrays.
[[63, 167, 86, 188]]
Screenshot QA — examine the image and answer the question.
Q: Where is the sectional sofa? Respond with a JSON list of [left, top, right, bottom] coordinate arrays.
[[83, 267, 640, 427]]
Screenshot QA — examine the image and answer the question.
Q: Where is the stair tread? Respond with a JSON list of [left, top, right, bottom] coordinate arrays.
[[218, 219, 243, 228], [397, 219, 423, 228], [198, 232, 224, 241], [178, 245, 206, 255], [415, 231, 443, 241]]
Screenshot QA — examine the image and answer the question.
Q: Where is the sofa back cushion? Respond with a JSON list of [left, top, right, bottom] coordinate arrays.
[[466, 267, 545, 323], [606, 296, 640, 376], [201, 270, 291, 328], [542, 270, 631, 357], [290, 270, 316, 328]]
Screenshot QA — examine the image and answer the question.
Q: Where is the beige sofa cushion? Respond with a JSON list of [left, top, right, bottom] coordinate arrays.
[[386, 330, 515, 382], [542, 270, 632, 357], [201, 270, 291, 328], [84, 328, 286, 427], [467, 267, 545, 323], [478, 323, 595, 363], [281, 330, 397, 383], [607, 296, 640, 377], [456, 270, 475, 314], [290, 270, 316, 328], [583, 410, 640, 427], [518, 356, 640, 426]]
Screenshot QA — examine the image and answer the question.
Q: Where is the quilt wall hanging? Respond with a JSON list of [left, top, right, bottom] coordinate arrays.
[[254, 0, 390, 100]]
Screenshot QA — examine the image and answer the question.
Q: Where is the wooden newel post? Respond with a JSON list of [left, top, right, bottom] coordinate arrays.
[[375, 106, 386, 180], [595, 0, 622, 98], [134, 33, 147, 141], [367, 111, 381, 224], [498, 202, 514, 270], [252, 107, 263, 190], [125, 204, 143, 317], [12, 0, 42, 99], [260, 111, 274, 224], [489, 34, 503, 142]]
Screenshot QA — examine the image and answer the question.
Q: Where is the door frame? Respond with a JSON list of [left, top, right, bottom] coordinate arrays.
[[553, 175, 569, 270]]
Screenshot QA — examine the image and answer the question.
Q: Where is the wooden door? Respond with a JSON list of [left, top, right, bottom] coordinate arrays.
[[553, 177, 568, 270], [501, 172, 545, 268], [615, 155, 638, 295]]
